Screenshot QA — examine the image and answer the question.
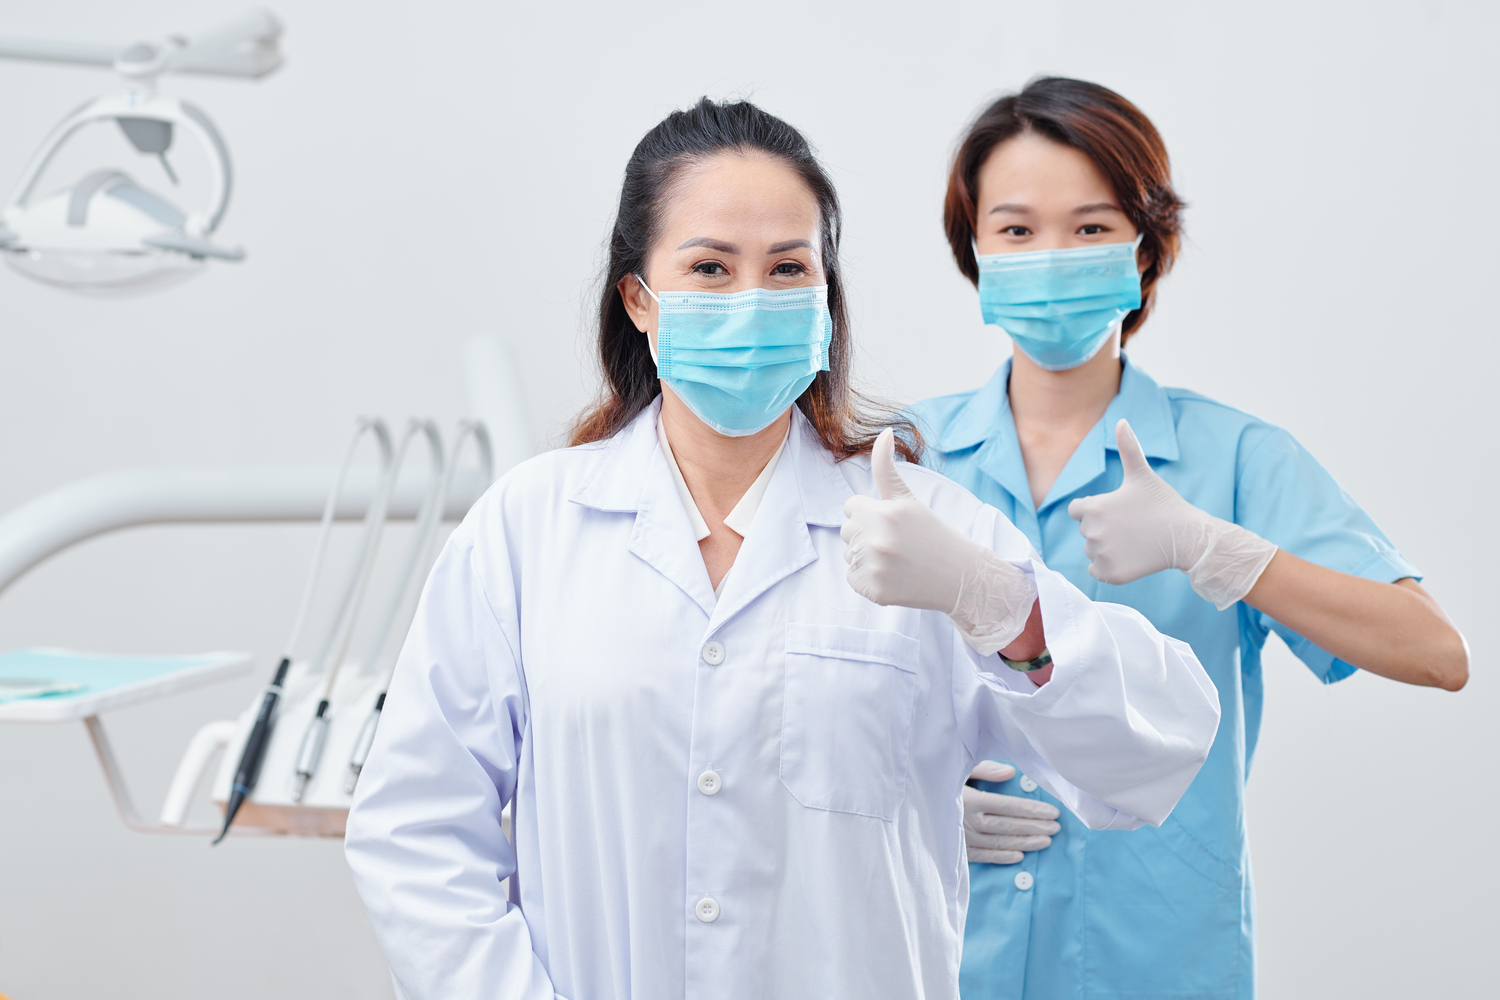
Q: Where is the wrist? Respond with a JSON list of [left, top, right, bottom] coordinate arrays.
[[950, 547, 1038, 656], [1186, 521, 1278, 611]]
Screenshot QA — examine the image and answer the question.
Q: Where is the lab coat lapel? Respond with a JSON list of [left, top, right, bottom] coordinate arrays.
[[570, 401, 717, 617], [708, 410, 848, 632]]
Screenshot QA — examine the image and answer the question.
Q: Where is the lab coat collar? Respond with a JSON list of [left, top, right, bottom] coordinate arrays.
[[709, 412, 839, 630], [570, 399, 849, 521], [941, 355, 1180, 513], [572, 399, 717, 614], [570, 400, 852, 623]]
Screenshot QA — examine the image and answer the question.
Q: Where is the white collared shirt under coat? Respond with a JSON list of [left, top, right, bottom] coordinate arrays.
[[345, 401, 1220, 1000]]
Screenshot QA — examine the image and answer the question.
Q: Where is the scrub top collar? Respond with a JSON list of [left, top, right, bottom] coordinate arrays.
[[936, 355, 1180, 515]]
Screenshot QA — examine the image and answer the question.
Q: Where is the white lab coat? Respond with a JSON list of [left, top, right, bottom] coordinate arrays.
[[345, 401, 1220, 1000]]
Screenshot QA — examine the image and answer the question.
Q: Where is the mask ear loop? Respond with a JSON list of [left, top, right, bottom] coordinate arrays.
[[634, 274, 661, 365], [1112, 234, 1149, 344]]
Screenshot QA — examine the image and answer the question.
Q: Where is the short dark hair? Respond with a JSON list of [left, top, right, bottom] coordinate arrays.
[[944, 78, 1185, 344], [570, 97, 918, 462]]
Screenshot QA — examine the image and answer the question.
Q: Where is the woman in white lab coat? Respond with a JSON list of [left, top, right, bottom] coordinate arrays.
[[344, 98, 1220, 1000]]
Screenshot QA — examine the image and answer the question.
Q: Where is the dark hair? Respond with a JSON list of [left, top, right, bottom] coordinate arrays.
[[569, 97, 919, 462], [944, 77, 1185, 344]]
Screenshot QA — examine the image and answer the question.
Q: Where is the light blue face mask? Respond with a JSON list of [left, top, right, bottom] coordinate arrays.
[[976, 236, 1143, 371], [636, 276, 832, 437]]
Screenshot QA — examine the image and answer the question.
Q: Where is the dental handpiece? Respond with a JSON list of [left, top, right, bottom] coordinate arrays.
[[344, 693, 383, 794], [213, 656, 290, 845], [291, 698, 330, 802]]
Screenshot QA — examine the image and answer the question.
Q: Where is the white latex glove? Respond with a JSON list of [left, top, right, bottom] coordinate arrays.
[[842, 429, 1038, 654], [1067, 419, 1278, 610], [964, 761, 1061, 864]]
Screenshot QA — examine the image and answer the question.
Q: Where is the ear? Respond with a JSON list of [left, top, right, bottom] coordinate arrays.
[[617, 273, 654, 333], [1136, 236, 1155, 277]]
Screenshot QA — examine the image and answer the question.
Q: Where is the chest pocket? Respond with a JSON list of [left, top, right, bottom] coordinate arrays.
[[780, 623, 920, 821]]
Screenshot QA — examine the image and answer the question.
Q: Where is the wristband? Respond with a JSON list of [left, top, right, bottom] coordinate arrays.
[[1001, 648, 1052, 673]]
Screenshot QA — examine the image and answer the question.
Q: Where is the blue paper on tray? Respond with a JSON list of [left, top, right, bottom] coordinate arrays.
[[0, 649, 230, 703]]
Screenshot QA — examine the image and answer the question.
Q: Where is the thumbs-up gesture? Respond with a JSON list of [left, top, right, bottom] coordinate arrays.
[[843, 430, 1037, 652], [1067, 419, 1210, 585], [1068, 420, 1276, 608]]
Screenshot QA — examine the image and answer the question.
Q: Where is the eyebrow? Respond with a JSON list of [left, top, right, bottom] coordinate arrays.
[[987, 201, 1125, 215], [675, 237, 814, 254], [677, 237, 738, 252]]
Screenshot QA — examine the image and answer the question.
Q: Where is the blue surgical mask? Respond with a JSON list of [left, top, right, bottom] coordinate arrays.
[[636, 277, 832, 437], [975, 237, 1143, 371]]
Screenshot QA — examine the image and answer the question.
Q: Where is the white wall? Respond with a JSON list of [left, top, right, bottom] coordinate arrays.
[[0, 1, 1494, 997]]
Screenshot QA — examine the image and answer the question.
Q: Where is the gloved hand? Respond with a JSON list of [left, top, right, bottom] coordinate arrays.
[[964, 761, 1061, 864], [842, 429, 1038, 654], [1067, 419, 1278, 610]]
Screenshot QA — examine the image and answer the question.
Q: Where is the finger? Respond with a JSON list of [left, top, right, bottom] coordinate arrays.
[[967, 848, 1024, 865], [968, 832, 1055, 852], [1115, 418, 1150, 477], [969, 761, 1016, 783], [871, 428, 915, 501], [971, 814, 1062, 837], [1067, 495, 1101, 523], [973, 794, 1061, 821]]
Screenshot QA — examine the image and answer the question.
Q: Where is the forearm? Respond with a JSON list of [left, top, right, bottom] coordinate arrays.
[[1243, 551, 1468, 690], [965, 564, 1220, 829]]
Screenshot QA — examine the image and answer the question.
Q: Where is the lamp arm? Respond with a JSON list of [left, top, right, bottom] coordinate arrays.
[[0, 9, 283, 79]]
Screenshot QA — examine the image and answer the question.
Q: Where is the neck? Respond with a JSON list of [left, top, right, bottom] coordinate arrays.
[[1007, 336, 1124, 429], [659, 387, 789, 520]]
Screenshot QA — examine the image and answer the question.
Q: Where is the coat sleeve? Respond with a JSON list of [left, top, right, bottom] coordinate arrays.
[[952, 503, 1222, 831], [344, 519, 559, 999]]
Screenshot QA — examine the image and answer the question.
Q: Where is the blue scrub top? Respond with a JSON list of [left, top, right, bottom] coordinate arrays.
[[908, 356, 1419, 1000]]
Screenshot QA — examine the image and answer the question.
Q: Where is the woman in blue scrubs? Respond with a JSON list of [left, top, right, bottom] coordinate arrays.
[[909, 77, 1470, 999]]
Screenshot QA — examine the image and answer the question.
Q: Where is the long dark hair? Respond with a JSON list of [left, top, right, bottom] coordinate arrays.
[[944, 77, 1185, 344], [570, 97, 919, 462]]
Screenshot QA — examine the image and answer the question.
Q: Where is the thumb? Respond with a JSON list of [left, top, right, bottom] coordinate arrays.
[[872, 428, 915, 501], [1115, 419, 1151, 477], [970, 760, 1016, 783]]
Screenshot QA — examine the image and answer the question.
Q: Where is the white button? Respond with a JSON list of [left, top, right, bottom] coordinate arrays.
[[701, 641, 725, 666], [1014, 871, 1034, 891], [697, 770, 721, 795], [696, 897, 720, 922], [1019, 775, 1038, 793]]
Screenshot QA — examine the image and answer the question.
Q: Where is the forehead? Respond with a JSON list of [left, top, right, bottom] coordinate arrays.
[[658, 151, 821, 236], [978, 132, 1118, 204]]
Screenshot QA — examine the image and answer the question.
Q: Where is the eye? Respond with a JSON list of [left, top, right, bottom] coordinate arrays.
[[772, 260, 807, 275], [692, 261, 728, 276], [1001, 225, 1032, 237], [1078, 224, 1107, 236]]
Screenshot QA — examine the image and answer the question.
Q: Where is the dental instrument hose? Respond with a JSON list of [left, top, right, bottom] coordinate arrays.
[[346, 420, 494, 793], [289, 419, 413, 802], [342, 420, 446, 792], [212, 417, 390, 844]]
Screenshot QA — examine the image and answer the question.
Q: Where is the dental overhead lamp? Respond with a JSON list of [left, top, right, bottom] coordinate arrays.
[[0, 10, 283, 295]]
